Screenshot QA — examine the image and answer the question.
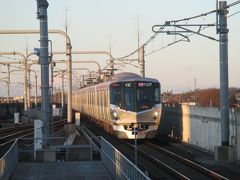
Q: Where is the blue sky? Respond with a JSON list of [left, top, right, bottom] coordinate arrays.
[[0, 0, 239, 96]]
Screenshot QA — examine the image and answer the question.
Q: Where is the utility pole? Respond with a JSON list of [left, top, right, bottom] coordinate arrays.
[[109, 37, 114, 76], [24, 59, 28, 111], [218, 0, 229, 146], [194, 78, 196, 103], [7, 64, 10, 103], [28, 64, 31, 108], [32, 70, 38, 108], [81, 75, 85, 87], [36, 0, 50, 145], [49, 40, 53, 137], [137, 19, 145, 78], [61, 70, 64, 108], [137, 18, 140, 52], [138, 46, 145, 77], [152, 0, 233, 161], [26, 40, 31, 108]]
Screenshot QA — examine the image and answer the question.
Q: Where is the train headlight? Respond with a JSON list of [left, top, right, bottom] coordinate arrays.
[[112, 111, 119, 120], [153, 111, 158, 119]]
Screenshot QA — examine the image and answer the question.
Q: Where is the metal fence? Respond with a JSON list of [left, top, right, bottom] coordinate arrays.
[[101, 138, 150, 180], [0, 140, 18, 180]]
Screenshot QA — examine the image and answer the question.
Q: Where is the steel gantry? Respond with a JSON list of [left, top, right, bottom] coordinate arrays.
[[53, 59, 101, 80], [53, 50, 113, 75], [6, 68, 38, 108], [72, 68, 92, 89], [0, 30, 73, 123], [0, 52, 29, 111]]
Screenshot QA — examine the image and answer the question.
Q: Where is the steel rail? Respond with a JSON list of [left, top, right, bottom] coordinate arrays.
[[146, 142, 228, 180]]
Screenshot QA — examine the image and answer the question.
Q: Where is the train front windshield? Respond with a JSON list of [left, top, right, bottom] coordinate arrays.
[[110, 82, 160, 112], [136, 82, 160, 111]]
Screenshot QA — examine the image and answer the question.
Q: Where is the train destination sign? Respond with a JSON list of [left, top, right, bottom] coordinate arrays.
[[138, 82, 152, 87]]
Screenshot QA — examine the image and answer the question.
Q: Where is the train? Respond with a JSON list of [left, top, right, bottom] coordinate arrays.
[[72, 72, 162, 139]]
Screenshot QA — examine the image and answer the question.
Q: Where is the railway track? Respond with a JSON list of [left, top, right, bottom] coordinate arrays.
[[143, 141, 227, 179], [133, 142, 228, 179], [0, 124, 33, 137], [0, 119, 66, 157], [82, 119, 230, 180], [82, 120, 173, 179]]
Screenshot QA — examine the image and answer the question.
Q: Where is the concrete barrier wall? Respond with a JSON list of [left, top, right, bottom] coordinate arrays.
[[159, 103, 240, 161], [234, 110, 240, 161]]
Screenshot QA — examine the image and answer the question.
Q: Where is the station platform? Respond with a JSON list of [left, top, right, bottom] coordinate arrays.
[[11, 161, 112, 180]]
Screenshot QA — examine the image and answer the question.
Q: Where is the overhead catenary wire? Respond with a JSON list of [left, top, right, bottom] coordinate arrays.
[[146, 9, 240, 57], [0, 55, 24, 61], [114, 25, 166, 61], [113, 0, 240, 62], [169, 0, 240, 23]]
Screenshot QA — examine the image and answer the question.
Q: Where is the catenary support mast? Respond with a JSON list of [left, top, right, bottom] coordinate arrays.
[[36, 0, 50, 145]]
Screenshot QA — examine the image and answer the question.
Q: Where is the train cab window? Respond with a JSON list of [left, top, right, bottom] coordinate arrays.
[[136, 82, 160, 112], [110, 83, 122, 108], [124, 82, 135, 111]]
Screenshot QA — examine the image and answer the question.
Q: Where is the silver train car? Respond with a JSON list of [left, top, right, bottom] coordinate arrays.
[[72, 72, 162, 139]]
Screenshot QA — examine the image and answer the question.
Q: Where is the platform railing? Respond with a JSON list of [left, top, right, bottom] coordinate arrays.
[[101, 138, 150, 180], [0, 139, 18, 180], [18, 136, 93, 162]]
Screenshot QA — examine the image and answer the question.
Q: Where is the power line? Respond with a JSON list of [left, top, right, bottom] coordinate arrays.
[[227, 0, 240, 8], [227, 10, 240, 18], [0, 55, 24, 61], [114, 25, 166, 60], [114, 0, 240, 61], [146, 9, 240, 57], [169, 0, 240, 23]]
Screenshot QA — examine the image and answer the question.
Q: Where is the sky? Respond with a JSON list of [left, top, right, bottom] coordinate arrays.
[[0, 0, 239, 96]]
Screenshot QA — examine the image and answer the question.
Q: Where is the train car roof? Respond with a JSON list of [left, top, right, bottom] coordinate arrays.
[[74, 72, 160, 92], [109, 72, 159, 83]]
